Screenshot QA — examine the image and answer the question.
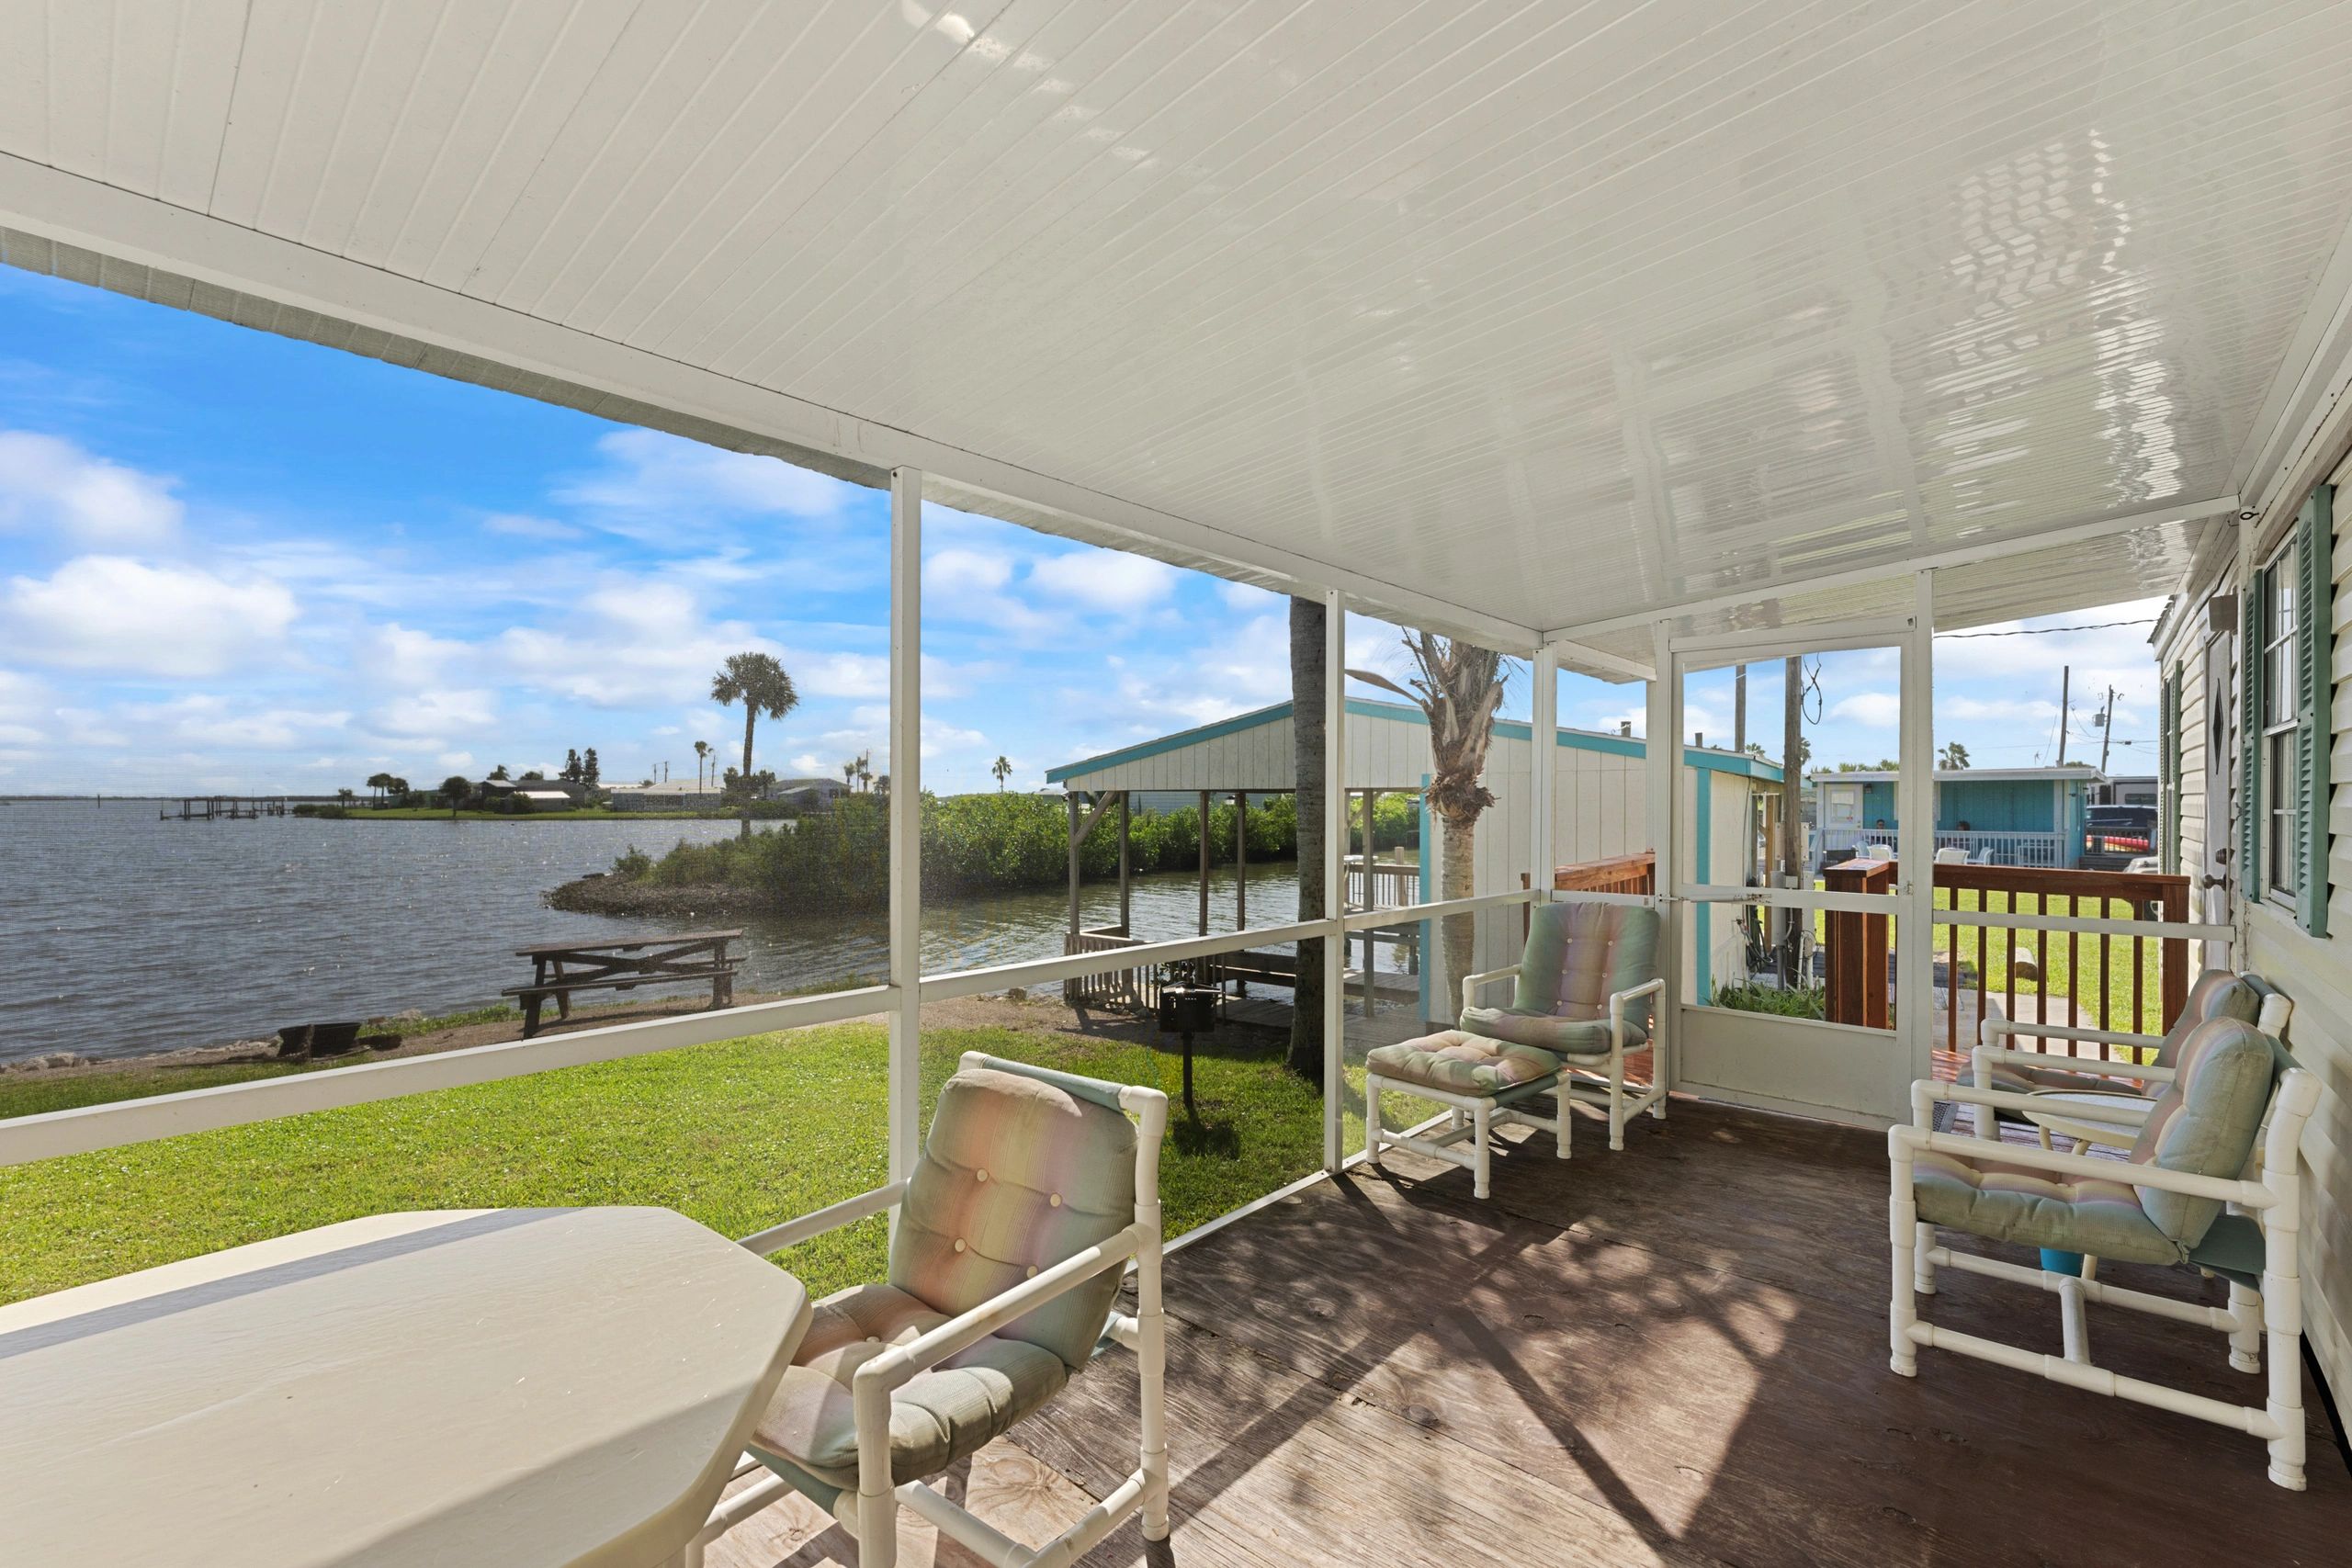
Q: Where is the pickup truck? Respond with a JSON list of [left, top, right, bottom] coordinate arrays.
[[2080, 804, 2158, 871]]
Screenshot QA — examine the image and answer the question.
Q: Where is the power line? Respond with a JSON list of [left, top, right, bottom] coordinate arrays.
[[1939, 617, 2155, 638]]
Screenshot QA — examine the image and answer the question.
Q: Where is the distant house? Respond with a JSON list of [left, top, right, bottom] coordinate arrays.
[[607, 779, 723, 811], [1809, 766, 2103, 868], [479, 777, 591, 811], [764, 776, 851, 809]]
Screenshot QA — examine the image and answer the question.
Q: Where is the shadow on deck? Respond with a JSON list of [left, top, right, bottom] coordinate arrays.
[[710, 1095, 2348, 1567]]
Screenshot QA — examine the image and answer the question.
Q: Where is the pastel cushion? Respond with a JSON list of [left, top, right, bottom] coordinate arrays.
[[751, 1283, 1068, 1490], [1911, 1149, 2176, 1264], [2127, 1017, 2278, 1247], [1366, 1030, 1562, 1096], [752, 1066, 1136, 1494], [1453, 1010, 1632, 1057], [891, 1066, 1136, 1370], [1462, 901, 1660, 1046]]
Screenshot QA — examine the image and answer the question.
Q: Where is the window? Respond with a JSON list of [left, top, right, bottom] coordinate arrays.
[[2241, 484, 2334, 936], [2259, 536, 2300, 903]]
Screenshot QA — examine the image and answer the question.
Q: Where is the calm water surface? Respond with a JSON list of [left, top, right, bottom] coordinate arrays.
[[0, 800, 1323, 1063]]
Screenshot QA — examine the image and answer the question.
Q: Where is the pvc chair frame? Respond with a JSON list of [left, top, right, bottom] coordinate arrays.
[[690, 1053, 1171, 1565], [1890, 1067, 2321, 1490]]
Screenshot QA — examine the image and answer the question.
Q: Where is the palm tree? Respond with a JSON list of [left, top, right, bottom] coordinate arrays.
[[1939, 740, 1972, 770], [854, 751, 873, 794], [488, 763, 510, 781], [335, 787, 356, 807], [693, 739, 710, 791], [710, 651, 798, 790], [842, 759, 857, 790], [991, 755, 1012, 791], [1351, 632, 1507, 1003], [366, 771, 392, 806], [438, 774, 473, 818]]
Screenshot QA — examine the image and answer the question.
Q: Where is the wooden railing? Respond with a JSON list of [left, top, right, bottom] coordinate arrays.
[[1818, 862, 2193, 1050], [1550, 852, 1657, 895], [1523, 852, 1656, 938], [1345, 856, 1419, 910], [1061, 927, 1164, 1010]]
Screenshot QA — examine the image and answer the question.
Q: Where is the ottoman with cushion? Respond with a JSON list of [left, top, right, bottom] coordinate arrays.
[[1364, 901, 1663, 1199]]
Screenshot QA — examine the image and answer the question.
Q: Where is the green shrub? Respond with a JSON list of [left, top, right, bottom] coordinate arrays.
[[1705, 981, 1826, 1020], [606, 792, 1303, 909]]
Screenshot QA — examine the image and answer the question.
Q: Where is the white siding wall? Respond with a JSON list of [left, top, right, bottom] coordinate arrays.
[[2182, 477, 2352, 1412]]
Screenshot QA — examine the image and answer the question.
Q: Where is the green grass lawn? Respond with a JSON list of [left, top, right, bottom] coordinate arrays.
[[0, 1020, 1329, 1309], [314, 807, 730, 821]]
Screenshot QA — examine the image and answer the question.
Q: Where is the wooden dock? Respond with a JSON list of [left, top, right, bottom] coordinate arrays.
[[159, 795, 289, 820]]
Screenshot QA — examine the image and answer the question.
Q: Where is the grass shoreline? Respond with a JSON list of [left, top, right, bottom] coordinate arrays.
[[0, 1005, 1331, 1310]]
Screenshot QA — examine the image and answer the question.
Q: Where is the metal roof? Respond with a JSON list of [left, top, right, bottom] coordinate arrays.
[[5, 3, 2350, 645], [1810, 767, 2103, 784], [1048, 695, 1782, 784]]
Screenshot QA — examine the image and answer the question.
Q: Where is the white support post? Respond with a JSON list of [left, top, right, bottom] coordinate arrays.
[[1645, 624, 1679, 1100], [888, 468, 923, 1195], [1322, 589, 1348, 1172], [1530, 648, 1557, 903], [1896, 571, 1936, 1086]]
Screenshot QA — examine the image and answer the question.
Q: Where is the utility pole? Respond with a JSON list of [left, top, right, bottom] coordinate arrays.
[[2098, 684, 2117, 775], [1780, 655, 1804, 981], [2054, 666, 2072, 763], [1735, 663, 1747, 752]]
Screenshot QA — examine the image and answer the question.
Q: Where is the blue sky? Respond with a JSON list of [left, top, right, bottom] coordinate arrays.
[[0, 265, 2166, 796]]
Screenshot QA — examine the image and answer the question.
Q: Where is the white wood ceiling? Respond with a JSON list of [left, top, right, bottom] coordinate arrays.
[[4, 0, 2350, 638]]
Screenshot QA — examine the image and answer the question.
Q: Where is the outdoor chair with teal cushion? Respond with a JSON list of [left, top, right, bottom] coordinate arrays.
[[1893, 1014, 2322, 1490], [1364, 900, 1662, 1199], [1958, 969, 2278, 1138], [691, 1055, 1171, 1566]]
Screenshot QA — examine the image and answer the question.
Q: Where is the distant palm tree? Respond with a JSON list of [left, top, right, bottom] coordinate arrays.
[[1939, 740, 1972, 770], [438, 774, 473, 818], [488, 763, 510, 781], [842, 759, 857, 789], [991, 755, 1012, 791], [335, 787, 356, 807], [854, 751, 873, 794], [709, 651, 798, 790], [693, 739, 710, 791], [366, 770, 392, 805]]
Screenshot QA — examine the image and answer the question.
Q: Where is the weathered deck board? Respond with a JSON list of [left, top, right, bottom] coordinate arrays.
[[712, 1096, 2350, 1568]]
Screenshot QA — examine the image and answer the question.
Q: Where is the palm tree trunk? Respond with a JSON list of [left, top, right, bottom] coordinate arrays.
[[1440, 809, 1477, 1006], [1287, 596, 1326, 1085]]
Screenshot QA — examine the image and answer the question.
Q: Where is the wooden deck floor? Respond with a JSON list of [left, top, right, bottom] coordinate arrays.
[[708, 1095, 2348, 1567]]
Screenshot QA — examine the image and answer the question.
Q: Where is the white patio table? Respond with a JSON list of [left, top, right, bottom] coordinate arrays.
[[0, 1206, 809, 1568]]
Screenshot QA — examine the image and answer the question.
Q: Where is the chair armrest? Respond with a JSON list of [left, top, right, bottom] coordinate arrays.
[[1460, 966, 1520, 1017], [1890, 1120, 2271, 1209], [854, 1224, 1146, 1400], [1979, 1014, 2165, 1054], [736, 1179, 909, 1257], [1968, 1045, 2175, 1085], [1609, 976, 1666, 1048]]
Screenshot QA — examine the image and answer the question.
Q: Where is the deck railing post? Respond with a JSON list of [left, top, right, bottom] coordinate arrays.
[[1321, 590, 1347, 1172], [1897, 570, 1936, 1080], [887, 467, 923, 1196]]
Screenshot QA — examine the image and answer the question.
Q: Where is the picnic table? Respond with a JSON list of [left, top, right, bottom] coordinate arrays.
[[503, 930, 742, 1037]]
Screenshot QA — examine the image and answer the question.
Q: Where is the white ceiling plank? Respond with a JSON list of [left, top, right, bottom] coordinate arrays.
[[0, 149, 1537, 654], [151, 0, 251, 211], [0, 1, 53, 172]]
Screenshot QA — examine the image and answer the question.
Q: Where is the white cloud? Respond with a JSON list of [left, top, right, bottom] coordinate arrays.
[[361, 622, 471, 688], [1028, 548, 1179, 611], [790, 752, 826, 774], [928, 547, 1014, 594], [437, 750, 475, 770], [1, 556, 297, 675], [374, 688, 497, 737], [1829, 692, 1901, 728], [0, 431, 181, 547], [482, 512, 582, 541], [556, 429, 855, 522]]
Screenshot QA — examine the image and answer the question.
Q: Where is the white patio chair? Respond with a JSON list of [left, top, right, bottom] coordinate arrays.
[[692, 1054, 1170, 1566], [1364, 901, 1662, 1198], [1932, 846, 1969, 864], [1892, 1017, 2320, 1489], [1962, 971, 2286, 1140]]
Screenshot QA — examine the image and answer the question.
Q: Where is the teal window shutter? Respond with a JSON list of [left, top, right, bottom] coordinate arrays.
[[2240, 582, 2263, 904], [2296, 486, 2334, 936]]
